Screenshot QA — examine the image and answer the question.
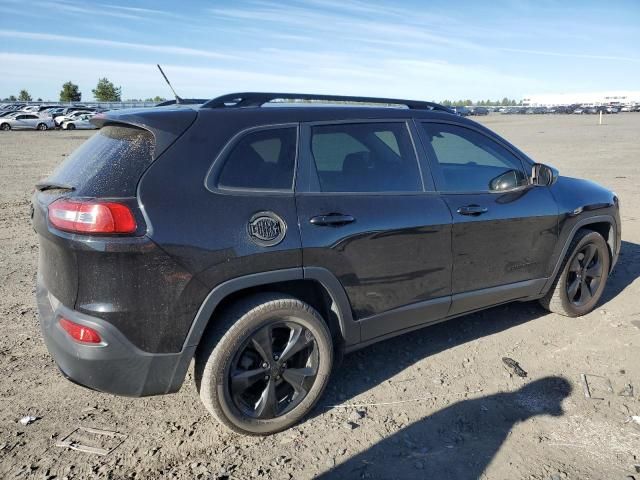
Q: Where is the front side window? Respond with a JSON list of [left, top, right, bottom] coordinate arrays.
[[216, 127, 297, 191], [420, 123, 528, 192], [310, 122, 422, 192]]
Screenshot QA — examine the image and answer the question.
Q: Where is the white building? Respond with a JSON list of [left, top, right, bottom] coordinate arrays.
[[522, 91, 640, 107]]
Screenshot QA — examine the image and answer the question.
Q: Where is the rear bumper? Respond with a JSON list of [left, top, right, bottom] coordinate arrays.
[[36, 279, 195, 397]]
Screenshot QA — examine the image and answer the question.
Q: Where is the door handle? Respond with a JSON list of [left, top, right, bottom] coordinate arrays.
[[309, 214, 355, 226], [456, 205, 488, 216]]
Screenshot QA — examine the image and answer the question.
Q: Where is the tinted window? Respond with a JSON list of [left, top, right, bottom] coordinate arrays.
[[45, 125, 155, 196], [311, 122, 421, 192], [420, 123, 527, 192], [216, 127, 297, 190]]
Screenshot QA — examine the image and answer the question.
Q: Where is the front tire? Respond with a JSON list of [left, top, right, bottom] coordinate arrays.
[[66, 123, 75, 130], [37, 123, 48, 131], [195, 294, 333, 435], [0, 123, 10, 131], [539, 229, 610, 317]]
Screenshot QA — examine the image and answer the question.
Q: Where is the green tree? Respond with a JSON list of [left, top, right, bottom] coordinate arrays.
[[8, 95, 17, 101], [60, 81, 82, 102], [18, 89, 32, 101], [92, 78, 122, 102]]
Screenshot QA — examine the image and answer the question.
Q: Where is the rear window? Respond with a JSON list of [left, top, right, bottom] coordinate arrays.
[[45, 125, 155, 196]]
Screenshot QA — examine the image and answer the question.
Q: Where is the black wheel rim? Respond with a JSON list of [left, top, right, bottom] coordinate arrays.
[[566, 243, 603, 307], [228, 320, 319, 419]]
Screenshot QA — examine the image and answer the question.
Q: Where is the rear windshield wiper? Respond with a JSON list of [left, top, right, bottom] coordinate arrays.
[[35, 181, 75, 192]]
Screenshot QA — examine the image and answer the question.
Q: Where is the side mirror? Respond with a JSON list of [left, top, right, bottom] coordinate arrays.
[[531, 163, 558, 186], [489, 169, 527, 192]]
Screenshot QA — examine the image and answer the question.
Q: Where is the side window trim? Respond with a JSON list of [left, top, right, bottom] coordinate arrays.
[[204, 122, 299, 196], [415, 119, 531, 195], [299, 119, 427, 195]]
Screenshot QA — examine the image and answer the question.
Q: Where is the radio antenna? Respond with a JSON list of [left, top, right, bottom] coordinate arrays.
[[157, 64, 182, 104]]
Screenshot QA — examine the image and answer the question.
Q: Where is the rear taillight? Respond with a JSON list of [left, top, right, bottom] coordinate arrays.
[[59, 318, 102, 344], [48, 199, 136, 234]]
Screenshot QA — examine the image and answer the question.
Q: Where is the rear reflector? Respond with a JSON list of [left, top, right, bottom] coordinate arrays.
[[48, 198, 136, 234], [59, 318, 102, 344]]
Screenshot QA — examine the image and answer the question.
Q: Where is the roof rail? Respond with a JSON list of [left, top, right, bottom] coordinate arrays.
[[202, 92, 453, 113]]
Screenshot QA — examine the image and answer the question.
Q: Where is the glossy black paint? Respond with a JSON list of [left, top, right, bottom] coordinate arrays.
[[33, 102, 622, 397]]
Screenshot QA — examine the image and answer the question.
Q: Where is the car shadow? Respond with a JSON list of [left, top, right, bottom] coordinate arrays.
[[315, 300, 548, 416], [306, 240, 638, 478], [317, 376, 572, 479], [600, 240, 640, 304], [316, 240, 639, 412]]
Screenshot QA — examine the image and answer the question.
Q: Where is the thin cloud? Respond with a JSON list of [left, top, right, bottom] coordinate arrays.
[[0, 30, 235, 60], [500, 47, 640, 63]]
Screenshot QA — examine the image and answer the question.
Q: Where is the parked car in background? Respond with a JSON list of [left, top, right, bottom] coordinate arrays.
[[470, 106, 489, 116], [61, 113, 97, 130], [450, 105, 471, 116], [0, 113, 55, 130], [54, 110, 95, 127], [0, 104, 26, 112]]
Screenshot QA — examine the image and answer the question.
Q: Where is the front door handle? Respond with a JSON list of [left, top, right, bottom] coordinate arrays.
[[456, 205, 488, 216], [309, 214, 355, 226]]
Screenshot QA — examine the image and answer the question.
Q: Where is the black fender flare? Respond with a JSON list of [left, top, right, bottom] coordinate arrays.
[[167, 267, 359, 392], [541, 214, 618, 294]]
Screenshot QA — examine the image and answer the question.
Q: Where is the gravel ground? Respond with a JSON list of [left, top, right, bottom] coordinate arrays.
[[0, 114, 639, 480]]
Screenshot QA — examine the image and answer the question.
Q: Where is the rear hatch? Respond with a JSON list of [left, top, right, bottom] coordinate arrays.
[[33, 107, 197, 308]]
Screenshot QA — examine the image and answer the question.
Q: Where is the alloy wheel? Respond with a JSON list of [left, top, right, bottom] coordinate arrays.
[[228, 321, 319, 419], [565, 243, 603, 307]]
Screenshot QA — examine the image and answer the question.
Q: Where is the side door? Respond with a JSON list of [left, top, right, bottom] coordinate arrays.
[[296, 120, 453, 342], [23, 114, 38, 129], [14, 114, 29, 129], [416, 120, 558, 316]]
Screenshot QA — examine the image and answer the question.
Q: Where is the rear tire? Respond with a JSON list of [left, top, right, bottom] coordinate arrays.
[[539, 230, 610, 317], [0, 123, 10, 131], [195, 293, 333, 435]]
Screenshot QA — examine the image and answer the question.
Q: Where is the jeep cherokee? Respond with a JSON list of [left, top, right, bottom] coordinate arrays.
[[33, 92, 621, 435]]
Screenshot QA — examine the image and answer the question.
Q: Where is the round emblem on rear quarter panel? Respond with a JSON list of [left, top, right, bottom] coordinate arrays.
[[247, 211, 287, 247]]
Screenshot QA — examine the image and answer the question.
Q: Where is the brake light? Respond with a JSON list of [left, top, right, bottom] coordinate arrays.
[[59, 318, 102, 344], [48, 199, 136, 234]]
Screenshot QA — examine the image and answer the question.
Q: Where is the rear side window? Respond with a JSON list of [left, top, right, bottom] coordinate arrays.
[[310, 122, 422, 192], [45, 125, 155, 196], [215, 127, 297, 191]]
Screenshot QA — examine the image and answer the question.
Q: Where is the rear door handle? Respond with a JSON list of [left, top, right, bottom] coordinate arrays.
[[309, 214, 355, 226], [456, 205, 488, 216]]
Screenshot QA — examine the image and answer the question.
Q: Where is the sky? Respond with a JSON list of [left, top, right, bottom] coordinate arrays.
[[1, 0, 639, 102]]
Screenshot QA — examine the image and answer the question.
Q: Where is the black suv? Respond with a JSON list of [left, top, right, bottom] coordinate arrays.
[[33, 92, 621, 435]]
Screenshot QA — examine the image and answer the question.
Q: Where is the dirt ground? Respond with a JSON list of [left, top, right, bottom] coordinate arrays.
[[0, 114, 639, 480]]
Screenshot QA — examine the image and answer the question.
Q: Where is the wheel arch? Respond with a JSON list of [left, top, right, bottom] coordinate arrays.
[[165, 268, 358, 393], [542, 214, 617, 295], [186, 268, 359, 354]]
